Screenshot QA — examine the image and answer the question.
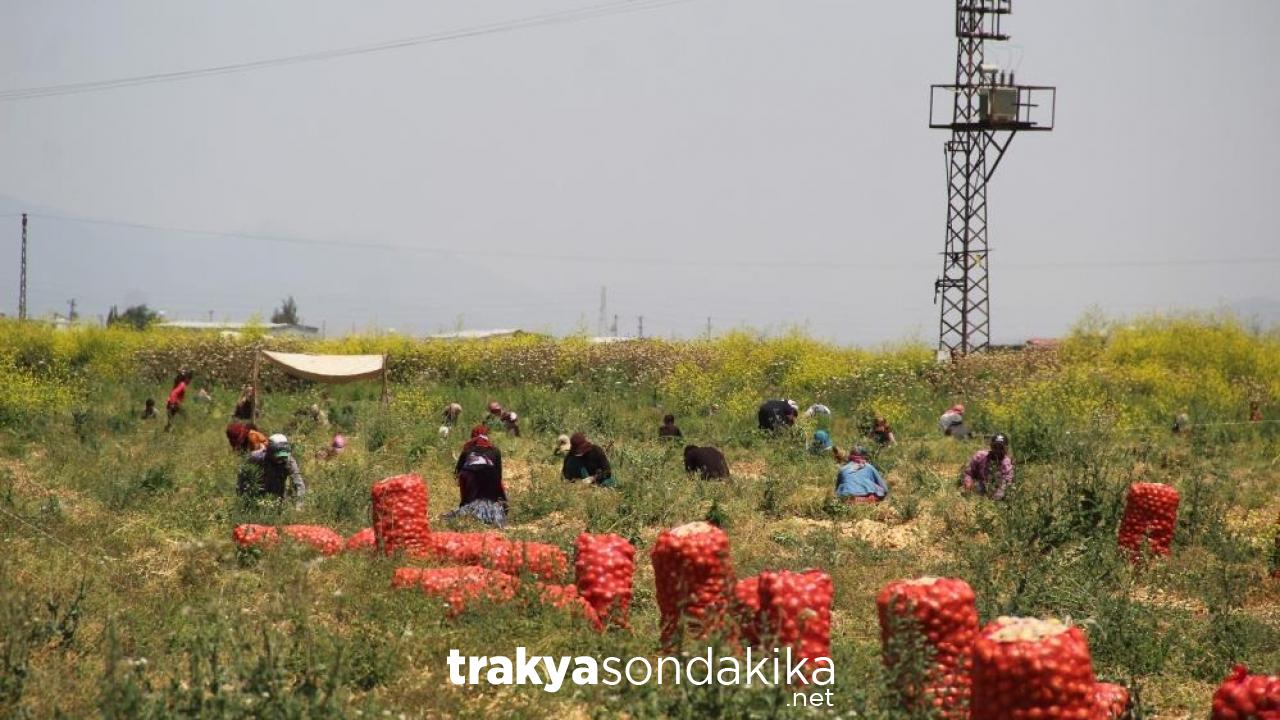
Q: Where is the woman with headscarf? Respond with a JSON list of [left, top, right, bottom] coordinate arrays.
[[961, 433, 1013, 500], [447, 425, 508, 526], [938, 403, 969, 439], [869, 416, 897, 446], [561, 432, 616, 488], [835, 446, 888, 504]]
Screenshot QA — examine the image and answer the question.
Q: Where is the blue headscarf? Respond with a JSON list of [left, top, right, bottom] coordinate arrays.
[[811, 430, 833, 453]]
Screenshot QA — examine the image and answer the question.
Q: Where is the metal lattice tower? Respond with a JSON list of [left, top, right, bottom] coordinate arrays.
[[929, 0, 1055, 356]]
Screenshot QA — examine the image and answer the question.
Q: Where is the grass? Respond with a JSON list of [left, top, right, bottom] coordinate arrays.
[[1, 320, 1279, 718]]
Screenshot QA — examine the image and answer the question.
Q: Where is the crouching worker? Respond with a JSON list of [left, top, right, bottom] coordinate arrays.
[[237, 433, 306, 508], [961, 433, 1013, 500], [835, 447, 888, 504], [445, 425, 508, 527], [562, 432, 616, 488], [684, 445, 730, 480]]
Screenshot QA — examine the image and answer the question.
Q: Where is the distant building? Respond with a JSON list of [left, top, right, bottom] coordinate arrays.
[[425, 329, 525, 340], [157, 320, 319, 337]]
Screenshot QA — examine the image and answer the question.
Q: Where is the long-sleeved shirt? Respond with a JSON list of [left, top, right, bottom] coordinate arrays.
[[562, 446, 614, 487], [239, 450, 306, 502], [835, 461, 888, 499], [963, 450, 1014, 500], [684, 446, 730, 480]]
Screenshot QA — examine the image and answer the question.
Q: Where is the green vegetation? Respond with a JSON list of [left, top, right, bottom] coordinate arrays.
[[1, 315, 1278, 718]]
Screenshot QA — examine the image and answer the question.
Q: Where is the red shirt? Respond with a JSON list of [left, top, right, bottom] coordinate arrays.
[[167, 381, 187, 406]]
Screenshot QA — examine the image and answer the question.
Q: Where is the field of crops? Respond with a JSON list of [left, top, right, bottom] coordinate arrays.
[[2, 316, 1279, 719]]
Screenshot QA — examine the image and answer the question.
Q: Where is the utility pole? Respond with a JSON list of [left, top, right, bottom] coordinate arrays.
[[928, 0, 1055, 356], [18, 214, 28, 321], [611, 314, 618, 337], [597, 286, 607, 336], [207, 310, 214, 322], [67, 298, 77, 322], [637, 316, 644, 339], [706, 316, 712, 339]]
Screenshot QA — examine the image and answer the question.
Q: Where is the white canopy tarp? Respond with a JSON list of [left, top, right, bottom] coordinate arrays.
[[260, 350, 385, 384]]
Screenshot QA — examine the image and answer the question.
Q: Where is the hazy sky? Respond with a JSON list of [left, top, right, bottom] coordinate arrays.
[[1, 0, 1278, 344]]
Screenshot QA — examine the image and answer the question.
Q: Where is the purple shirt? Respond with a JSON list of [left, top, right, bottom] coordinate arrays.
[[964, 449, 1013, 500]]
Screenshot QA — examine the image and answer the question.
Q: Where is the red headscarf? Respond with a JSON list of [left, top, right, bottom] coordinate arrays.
[[569, 432, 592, 455], [463, 424, 493, 451]]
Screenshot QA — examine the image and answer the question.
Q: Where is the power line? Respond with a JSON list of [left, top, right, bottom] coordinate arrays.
[[0, 0, 701, 102], [27, 211, 1280, 273]]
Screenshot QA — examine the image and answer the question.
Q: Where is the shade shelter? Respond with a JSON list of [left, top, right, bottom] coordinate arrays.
[[250, 350, 389, 414]]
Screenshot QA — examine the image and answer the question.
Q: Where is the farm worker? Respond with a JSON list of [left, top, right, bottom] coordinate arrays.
[[232, 384, 257, 421], [485, 402, 522, 437], [1250, 401, 1263, 423], [810, 430, 835, 455], [164, 369, 193, 430], [237, 433, 306, 507], [225, 422, 267, 454], [938, 404, 969, 439], [317, 434, 346, 461], [835, 447, 888, 504], [142, 398, 158, 420], [659, 414, 683, 440], [683, 445, 730, 480], [562, 432, 616, 488], [961, 433, 1013, 500], [757, 399, 799, 431], [553, 434, 572, 456], [869, 416, 897, 446], [446, 425, 508, 527], [803, 403, 832, 419], [1171, 413, 1191, 434], [442, 402, 463, 426]]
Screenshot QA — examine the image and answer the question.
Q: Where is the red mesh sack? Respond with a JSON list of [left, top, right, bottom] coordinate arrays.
[[1117, 482, 1179, 560], [371, 474, 431, 555], [233, 524, 279, 549], [392, 565, 518, 615], [419, 531, 501, 563], [421, 532, 568, 582], [1211, 664, 1280, 720], [971, 617, 1098, 720], [537, 583, 603, 631], [732, 575, 763, 647], [486, 539, 569, 581], [574, 533, 636, 629], [345, 527, 376, 553], [651, 521, 734, 649], [1095, 682, 1131, 719], [281, 525, 344, 556], [876, 576, 979, 719], [758, 569, 833, 676]]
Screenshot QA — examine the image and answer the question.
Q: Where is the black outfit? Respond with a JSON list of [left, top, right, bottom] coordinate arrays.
[[232, 398, 254, 421], [684, 445, 730, 480], [562, 446, 612, 483], [659, 423, 683, 440], [454, 444, 507, 506], [757, 400, 796, 431]]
